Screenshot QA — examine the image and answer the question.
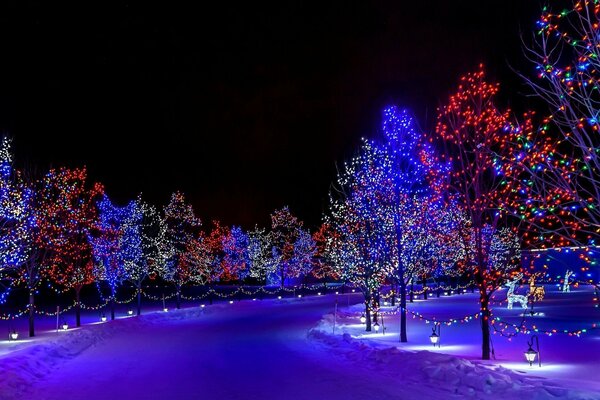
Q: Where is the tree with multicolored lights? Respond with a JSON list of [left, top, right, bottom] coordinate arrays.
[[310, 223, 339, 281], [522, 1, 600, 246], [269, 207, 303, 287], [432, 66, 568, 359], [179, 231, 213, 286], [17, 167, 100, 335], [222, 225, 250, 282], [0, 137, 30, 273], [161, 191, 201, 308], [42, 167, 104, 327], [203, 220, 229, 283], [326, 140, 392, 332]]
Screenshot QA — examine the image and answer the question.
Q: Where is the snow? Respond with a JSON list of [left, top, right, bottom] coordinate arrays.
[[0, 285, 598, 399]]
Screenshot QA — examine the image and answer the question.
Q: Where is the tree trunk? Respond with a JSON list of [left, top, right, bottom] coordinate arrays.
[[280, 268, 285, 289], [209, 285, 214, 305], [28, 290, 35, 337], [110, 297, 115, 321], [480, 290, 491, 360], [137, 287, 142, 316], [365, 299, 372, 332], [409, 281, 414, 303], [391, 283, 396, 306], [176, 285, 181, 309], [422, 277, 428, 300], [400, 280, 407, 342], [75, 288, 82, 327]]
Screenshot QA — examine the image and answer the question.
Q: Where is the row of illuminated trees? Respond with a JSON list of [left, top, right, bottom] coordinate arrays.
[[0, 150, 334, 335], [324, 54, 593, 360], [1, 2, 598, 360]]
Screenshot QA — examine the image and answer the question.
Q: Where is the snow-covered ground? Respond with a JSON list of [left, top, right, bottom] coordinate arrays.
[[312, 285, 600, 399], [0, 285, 598, 399]]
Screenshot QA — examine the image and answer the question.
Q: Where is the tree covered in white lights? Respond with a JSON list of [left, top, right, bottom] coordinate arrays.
[[161, 191, 201, 309], [326, 140, 392, 332], [247, 226, 272, 285]]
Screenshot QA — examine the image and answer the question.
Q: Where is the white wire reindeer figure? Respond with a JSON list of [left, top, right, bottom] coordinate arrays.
[[506, 273, 528, 310], [562, 269, 574, 293]]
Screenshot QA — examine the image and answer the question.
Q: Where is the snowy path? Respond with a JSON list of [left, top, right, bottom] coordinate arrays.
[[21, 295, 417, 400], [1, 289, 598, 399]]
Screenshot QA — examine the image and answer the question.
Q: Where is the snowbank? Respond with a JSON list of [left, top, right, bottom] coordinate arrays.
[[308, 311, 599, 400], [0, 306, 212, 400]]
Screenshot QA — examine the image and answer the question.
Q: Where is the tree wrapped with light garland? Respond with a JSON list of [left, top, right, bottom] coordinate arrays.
[[247, 226, 272, 285], [222, 225, 250, 282], [269, 206, 304, 288], [43, 167, 104, 327], [310, 223, 339, 281], [161, 191, 201, 309], [326, 139, 392, 332], [521, 1, 600, 247], [432, 66, 566, 359], [0, 137, 30, 273], [289, 228, 316, 285], [90, 195, 133, 320], [374, 106, 447, 341]]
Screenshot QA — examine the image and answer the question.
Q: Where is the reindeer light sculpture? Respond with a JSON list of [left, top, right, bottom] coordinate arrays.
[[529, 275, 545, 302], [562, 269, 574, 293], [506, 273, 528, 310]]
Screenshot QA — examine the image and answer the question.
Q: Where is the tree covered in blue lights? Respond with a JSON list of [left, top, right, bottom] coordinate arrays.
[[91, 195, 135, 320]]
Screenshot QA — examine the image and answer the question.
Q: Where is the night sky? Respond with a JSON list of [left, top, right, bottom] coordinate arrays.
[[0, 1, 542, 229]]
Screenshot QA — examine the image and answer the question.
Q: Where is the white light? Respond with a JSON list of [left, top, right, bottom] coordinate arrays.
[[127, 309, 133, 316], [163, 308, 168, 312], [374, 322, 380, 332], [383, 301, 389, 306], [101, 315, 107, 322], [429, 332, 439, 345], [317, 292, 321, 296], [252, 298, 256, 301], [9, 331, 18, 340], [360, 314, 366, 324], [229, 300, 234, 304], [352, 289, 355, 293], [61, 323, 69, 331], [200, 304, 205, 308], [335, 291, 339, 295], [525, 347, 538, 366], [277, 296, 282, 299], [297, 295, 302, 298]]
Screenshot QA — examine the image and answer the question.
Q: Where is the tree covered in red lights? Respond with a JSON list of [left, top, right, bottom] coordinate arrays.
[[310, 223, 339, 281], [43, 167, 104, 327], [432, 65, 570, 359]]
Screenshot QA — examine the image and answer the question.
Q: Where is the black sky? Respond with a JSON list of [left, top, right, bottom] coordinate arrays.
[[0, 1, 542, 229]]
